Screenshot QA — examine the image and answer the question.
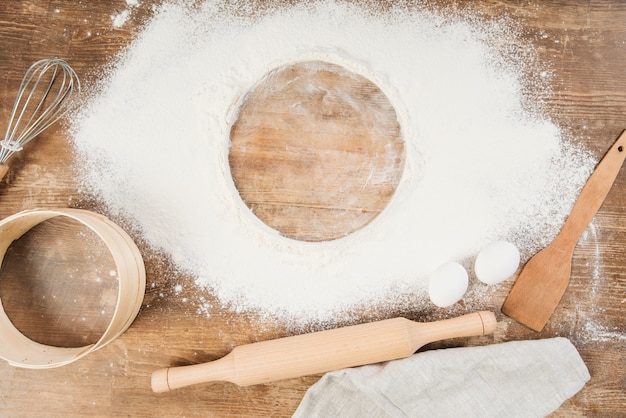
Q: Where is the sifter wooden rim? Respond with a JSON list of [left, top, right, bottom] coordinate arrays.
[[0, 208, 146, 369]]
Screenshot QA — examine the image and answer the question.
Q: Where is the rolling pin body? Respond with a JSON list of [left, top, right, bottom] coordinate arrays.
[[152, 311, 496, 392]]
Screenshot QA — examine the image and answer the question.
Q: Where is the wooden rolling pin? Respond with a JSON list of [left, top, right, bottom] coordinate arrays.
[[151, 311, 497, 392]]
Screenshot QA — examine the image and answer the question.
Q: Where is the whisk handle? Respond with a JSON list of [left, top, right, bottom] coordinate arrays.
[[0, 164, 8, 181]]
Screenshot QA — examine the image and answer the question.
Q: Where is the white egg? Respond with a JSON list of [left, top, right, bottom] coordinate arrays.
[[474, 241, 520, 285], [428, 262, 469, 308]]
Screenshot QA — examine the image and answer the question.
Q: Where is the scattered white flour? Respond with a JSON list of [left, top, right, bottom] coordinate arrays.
[[582, 319, 626, 343], [111, 0, 141, 29], [111, 10, 130, 29], [72, 1, 594, 324]]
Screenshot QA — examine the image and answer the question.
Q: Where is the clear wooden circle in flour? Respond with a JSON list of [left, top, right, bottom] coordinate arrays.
[[229, 60, 405, 242]]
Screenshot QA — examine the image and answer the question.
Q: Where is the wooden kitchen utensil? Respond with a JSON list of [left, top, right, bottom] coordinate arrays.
[[0, 209, 145, 368], [502, 130, 626, 331], [151, 311, 496, 392]]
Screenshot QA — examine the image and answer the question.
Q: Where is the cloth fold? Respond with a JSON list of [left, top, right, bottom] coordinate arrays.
[[294, 337, 589, 418]]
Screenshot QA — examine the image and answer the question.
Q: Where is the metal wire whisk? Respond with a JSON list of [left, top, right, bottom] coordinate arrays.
[[0, 58, 80, 178]]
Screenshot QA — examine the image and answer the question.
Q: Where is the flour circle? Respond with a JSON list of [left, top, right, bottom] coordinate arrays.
[[71, 1, 592, 324]]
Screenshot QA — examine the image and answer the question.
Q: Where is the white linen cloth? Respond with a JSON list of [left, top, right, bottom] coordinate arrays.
[[294, 337, 589, 418]]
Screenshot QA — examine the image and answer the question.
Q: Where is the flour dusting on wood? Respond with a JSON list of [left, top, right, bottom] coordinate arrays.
[[72, 1, 594, 325]]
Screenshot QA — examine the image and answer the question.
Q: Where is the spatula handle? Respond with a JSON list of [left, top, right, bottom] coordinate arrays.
[[151, 311, 496, 392], [558, 130, 626, 250]]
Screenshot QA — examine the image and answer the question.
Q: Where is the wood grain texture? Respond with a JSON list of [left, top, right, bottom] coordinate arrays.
[[0, 1, 623, 417], [230, 60, 404, 241]]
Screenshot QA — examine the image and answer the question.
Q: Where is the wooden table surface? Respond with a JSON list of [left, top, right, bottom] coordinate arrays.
[[0, 1, 625, 416]]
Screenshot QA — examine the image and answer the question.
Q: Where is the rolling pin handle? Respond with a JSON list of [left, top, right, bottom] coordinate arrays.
[[478, 311, 498, 335], [151, 368, 171, 393]]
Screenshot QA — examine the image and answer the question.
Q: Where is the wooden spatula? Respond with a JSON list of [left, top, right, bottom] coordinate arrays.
[[502, 130, 626, 331]]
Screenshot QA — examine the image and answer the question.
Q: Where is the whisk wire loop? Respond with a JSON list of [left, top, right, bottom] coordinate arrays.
[[0, 58, 80, 164]]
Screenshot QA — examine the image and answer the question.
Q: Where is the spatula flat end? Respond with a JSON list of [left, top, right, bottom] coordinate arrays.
[[501, 273, 553, 332], [500, 249, 565, 333], [501, 301, 548, 332]]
